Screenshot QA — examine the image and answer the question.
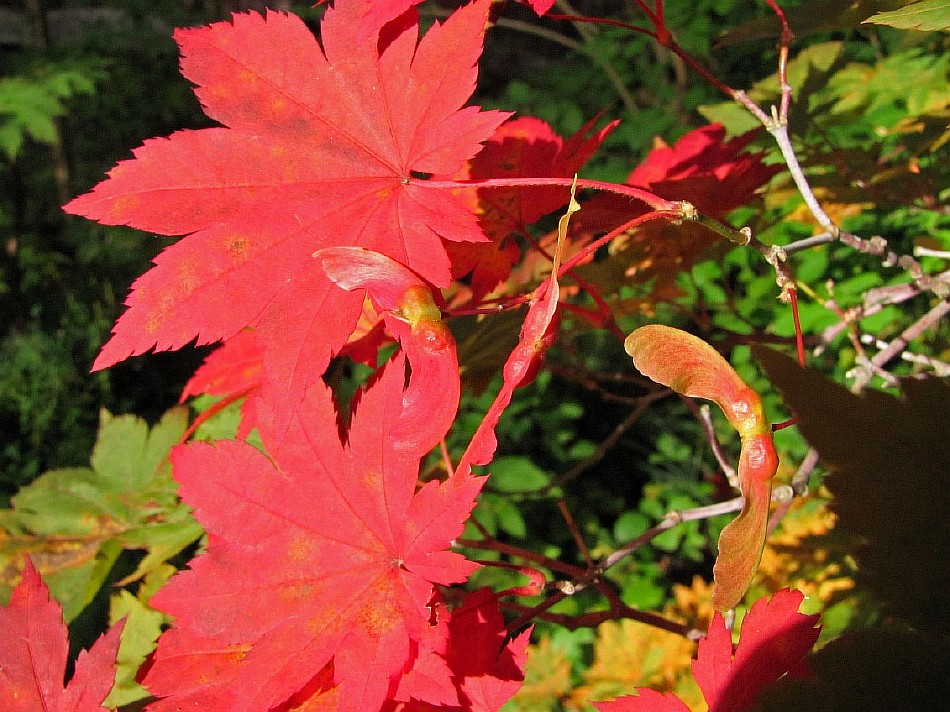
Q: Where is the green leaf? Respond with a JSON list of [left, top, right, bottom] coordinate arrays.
[[715, 1, 917, 46], [699, 42, 845, 135], [619, 571, 665, 609], [490, 456, 551, 493], [0, 408, 203, 620], [613, 511, 650, 543], [91, 409, 186, 491], [863, 0, 950, 31], [104, 564, 175, 707], [0, 67, 101, 159], [495, 498, 529, 539]]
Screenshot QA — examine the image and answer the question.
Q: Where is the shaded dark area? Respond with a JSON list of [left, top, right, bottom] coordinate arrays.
[[757, 348, 950, 633], [756, 348, 950, 709], [1, 0, 232, 498]]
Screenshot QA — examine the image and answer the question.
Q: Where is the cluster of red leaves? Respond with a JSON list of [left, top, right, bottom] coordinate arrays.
[[446, 115, 619, 300], [0, 0, 791, 709], [572, 126, 781, 306], [358, 0, 556, 36], [65, 0, 510, 438], [0, 563, 817, 711], [142, 357, 518, 710], [59, 2, 544, 707]]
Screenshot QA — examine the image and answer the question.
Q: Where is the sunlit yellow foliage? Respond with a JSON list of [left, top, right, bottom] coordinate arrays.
[[557, 577, 713, 711], [507, 637, 574, 711], [509, 498, 859, 711], [750, 494, 856, 612]]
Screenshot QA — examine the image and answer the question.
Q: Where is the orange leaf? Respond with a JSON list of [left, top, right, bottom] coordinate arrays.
[[624, 325, 768, 437]]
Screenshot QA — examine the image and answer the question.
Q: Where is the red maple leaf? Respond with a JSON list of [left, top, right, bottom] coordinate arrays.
[[0, 559, 124, 712], [180, 328, 264, 438], [573, 124, 781, 301], [579, 124, 780, 232], [64, 0, 507, 432], [181, 329, 262, 403], [439, 588, 531, 711], [384, 588, 530, 712], [142, 354, 485, 711], [594, 589, 820, 712], [446, 115, 617, 299]]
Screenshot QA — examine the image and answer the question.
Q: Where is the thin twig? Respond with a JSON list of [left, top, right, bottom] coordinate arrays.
[[549, 362, 666, 404], [601, 497, 746, 574], [694, 403, 738, 489], [763, 0, 794, 121], [502, 596, 701, 639], [851, 298, 950, 389], [837, 232, 950, 297], [791, 447, 819, 496], [494, 17, 583, 52], [459, 527, 588, 579], [770, 124, 837, 234], [767, 449, 820, 535], [546, 0, 640, 113], [860, 335, 950, 375], [486, 481, 810, 641], [543, 390, 669, 493], [558, 500, 594, 566], [783, 232, 836, 254], [916, 247, 950, 260]]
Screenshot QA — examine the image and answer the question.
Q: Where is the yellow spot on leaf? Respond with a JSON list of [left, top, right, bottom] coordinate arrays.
[[177, 260, 201, 293], [238, 69, 258, 85], [225, 234, 252, 261], [269, 96, 288, 115], [361, 469, 382, 491], [355, 570, 403, 637], [109, 194, 141, 220], [287, 535, 315, 564]]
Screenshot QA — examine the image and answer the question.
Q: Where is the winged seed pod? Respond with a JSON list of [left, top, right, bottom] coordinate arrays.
[[624, 324, 778, 610]]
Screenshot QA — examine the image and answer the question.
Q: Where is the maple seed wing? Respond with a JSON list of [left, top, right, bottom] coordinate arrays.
[[624, 325, 748, 427], [624, 324, 779, 610]]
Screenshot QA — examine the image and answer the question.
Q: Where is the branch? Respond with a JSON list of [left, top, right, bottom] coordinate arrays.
[[836, 232, 950, 298], [850, 298, 950, 389], [418, 176, 682, 212], [694, 403, 738, 489], [769, 123, 836, 234], [542, 390, 668, 493], [502, 598, 701, 639], [767, 448, 820, 535]]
